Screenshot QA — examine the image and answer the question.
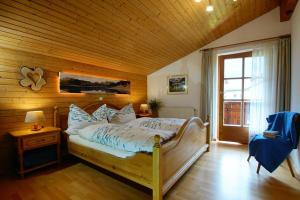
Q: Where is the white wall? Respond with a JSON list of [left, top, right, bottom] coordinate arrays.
[[148, 7, 291, 117], [148, 50, 202, 116], [204, 7, 291, 49], [290, 2, 300, 179]]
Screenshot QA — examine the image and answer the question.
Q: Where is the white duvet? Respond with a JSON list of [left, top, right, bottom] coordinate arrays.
[[78, 118, 185, 153], [127, 117, 186, 133]]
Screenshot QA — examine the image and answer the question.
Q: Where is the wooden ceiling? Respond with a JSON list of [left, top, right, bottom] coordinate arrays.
[[0, 0, 278, 75]]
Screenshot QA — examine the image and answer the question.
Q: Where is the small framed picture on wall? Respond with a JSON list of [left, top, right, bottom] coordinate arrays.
[[167, 75, 188, 95]]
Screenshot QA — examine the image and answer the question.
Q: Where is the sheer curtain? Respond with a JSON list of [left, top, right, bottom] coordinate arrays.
[[249, 41, 279, 137]]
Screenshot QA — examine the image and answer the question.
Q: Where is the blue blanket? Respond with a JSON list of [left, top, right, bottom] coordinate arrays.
[[249, 112, 299, 172]]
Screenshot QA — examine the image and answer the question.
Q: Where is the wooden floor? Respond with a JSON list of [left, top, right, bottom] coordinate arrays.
[[1, 142, 300, 200]]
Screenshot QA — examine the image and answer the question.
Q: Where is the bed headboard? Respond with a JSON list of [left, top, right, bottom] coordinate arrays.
[[159, 106, 196, 119], [53, 102, 121, 131]]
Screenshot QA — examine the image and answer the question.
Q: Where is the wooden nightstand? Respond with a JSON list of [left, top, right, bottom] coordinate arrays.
[[9, 127, 61, 178], [136, 113, 153, 118]]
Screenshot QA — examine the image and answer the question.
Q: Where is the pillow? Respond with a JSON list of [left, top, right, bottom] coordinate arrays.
[[110, 104, 136, 124], [106, 107, 119, 122], [66, 104, 97, 134], [92, 104, 108, 123]]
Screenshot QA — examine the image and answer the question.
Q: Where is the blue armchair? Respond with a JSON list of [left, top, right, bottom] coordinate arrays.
[[247, 112, 300, 176]]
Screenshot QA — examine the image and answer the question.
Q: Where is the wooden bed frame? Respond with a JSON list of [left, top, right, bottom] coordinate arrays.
[[54, 103, 210, 200]]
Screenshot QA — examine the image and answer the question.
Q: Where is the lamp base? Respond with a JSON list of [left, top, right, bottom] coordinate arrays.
[[31, 124, 42, 131]]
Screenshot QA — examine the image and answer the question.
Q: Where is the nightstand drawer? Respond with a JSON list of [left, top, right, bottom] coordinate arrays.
[[23, 133, 58, 150]]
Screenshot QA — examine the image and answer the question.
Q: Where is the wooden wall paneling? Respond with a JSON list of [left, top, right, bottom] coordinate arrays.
[[1, 0, 157, 58], [0, 0, 278, 75], [125, 0, 197, 49], [47, 0, 181, 57], [0, 0, 178, 71], [0, 47, 147, 174], [0, 48, 145, 80]]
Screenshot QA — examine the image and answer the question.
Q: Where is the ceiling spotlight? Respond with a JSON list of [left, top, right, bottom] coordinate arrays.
[[206, 0, 214, 12], [206, 4, 214, 12], [194, 0, 202, 2]]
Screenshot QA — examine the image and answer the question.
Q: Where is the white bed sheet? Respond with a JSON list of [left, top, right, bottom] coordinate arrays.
[[69, 135, 135, 158]]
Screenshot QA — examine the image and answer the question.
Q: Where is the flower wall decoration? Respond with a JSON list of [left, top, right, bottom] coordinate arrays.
[[19, 66, 46, 91]]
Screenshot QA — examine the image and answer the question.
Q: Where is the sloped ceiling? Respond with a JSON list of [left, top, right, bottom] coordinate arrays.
[[0, 0, 278, 75]]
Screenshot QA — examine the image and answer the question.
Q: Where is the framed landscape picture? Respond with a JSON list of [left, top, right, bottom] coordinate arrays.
[[59, 72, 130, 94], [167, 75, 188, 95]]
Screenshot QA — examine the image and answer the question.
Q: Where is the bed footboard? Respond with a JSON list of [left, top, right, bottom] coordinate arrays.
[[54, 105, 209, 200], [152, 117, 210, 200]]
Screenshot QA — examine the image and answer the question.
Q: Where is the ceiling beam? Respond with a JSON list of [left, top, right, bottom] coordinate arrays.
[[280, 0, 299, 21]]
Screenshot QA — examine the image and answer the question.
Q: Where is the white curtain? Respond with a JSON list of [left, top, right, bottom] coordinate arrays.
[[249, 41, 278, 137]]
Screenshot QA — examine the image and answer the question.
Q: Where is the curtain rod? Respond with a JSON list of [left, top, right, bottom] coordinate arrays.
[[199, 34, 291, 52]]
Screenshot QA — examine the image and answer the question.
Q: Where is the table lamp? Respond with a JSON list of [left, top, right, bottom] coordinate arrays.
[[140, 104, 149, 114], [25, 111, 46, 131]]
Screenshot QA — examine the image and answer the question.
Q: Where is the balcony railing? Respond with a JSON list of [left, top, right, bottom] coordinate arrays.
[[223, 101, 250, 126]]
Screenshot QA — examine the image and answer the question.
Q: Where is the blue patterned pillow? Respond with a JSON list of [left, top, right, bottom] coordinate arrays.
[[92, 104, 108, 123], [106, 107, 119, 122], [66, 104, 97, 134], [110, 104, 136, 124]]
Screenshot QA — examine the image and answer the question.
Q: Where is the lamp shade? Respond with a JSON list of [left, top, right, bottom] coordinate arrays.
[[140, 104, 149, 112], [25, 111, 46, 123]]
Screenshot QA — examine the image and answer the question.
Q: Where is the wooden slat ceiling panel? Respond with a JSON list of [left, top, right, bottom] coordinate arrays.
[[0, 0, 278, 75]]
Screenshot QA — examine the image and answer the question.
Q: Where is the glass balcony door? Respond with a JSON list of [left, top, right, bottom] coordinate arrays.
[[218, 52, 252, 144]]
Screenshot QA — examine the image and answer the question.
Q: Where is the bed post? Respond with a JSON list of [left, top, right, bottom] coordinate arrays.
[[206, 115, 211, 152], [153, 135, 162, 200], [54, 106, 58, 127]]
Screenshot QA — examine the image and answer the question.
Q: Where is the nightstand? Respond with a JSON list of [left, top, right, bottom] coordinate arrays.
[[136, 113, 153, 118], [9, 127, 61, 178]]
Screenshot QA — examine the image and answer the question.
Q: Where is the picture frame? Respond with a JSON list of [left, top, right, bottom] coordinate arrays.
[[59, 72, 130, 94], [167, 75, 188, 95]]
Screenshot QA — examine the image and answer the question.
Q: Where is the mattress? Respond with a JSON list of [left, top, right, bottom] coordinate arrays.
[[69, 135, 135, 158]]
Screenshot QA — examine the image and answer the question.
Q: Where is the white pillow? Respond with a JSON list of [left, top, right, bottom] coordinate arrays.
[[110, 104, 136, 124], [66, 104, 103, 135], [92, 104, 108, 123]]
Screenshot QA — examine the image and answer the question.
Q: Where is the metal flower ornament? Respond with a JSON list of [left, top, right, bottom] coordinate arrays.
[[19, 66, 46, 91]]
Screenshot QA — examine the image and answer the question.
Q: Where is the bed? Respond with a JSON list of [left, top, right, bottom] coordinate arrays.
[[53, 103, 210, 200]]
